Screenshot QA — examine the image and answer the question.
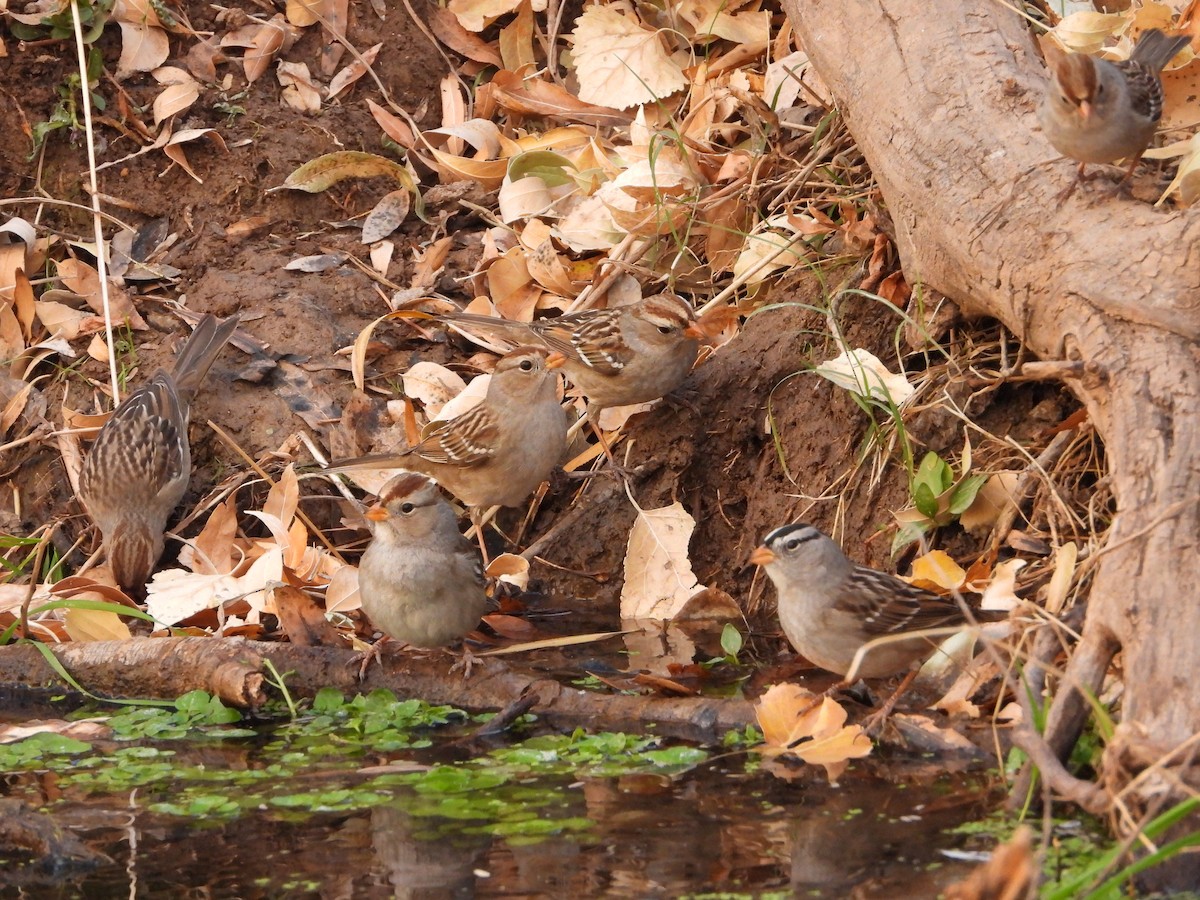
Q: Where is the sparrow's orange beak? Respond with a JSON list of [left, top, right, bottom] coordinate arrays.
[[365, 505, 390, 522], [1078, 100, 1092, 121], [748, 545, 776, 567], [684, 321, 708, 341], [545, 351, 567, 369]]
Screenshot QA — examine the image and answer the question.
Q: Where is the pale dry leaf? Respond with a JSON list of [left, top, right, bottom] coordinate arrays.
[[164, 128, 230, 183], [732, 219, 807, 288], [432, 371, 489, 422], [327, 42, 381, 100], [1044, 542, 1078, 616], [815, 348, 915, 405], [263, 464, 300, 527], [152, 79, 201, 125], [498, 175, 555, 224], [619, 500, 706, 620], [572, 6, 688, 109], [552, 192, 622, 252], [448, 0, 529, 32], [325, 562, 361, 613], [113, 0, 170, 80], [485, 552, 529, 591], [764, 50, 813, 111], [1048, 11, 1129, 55], [979, 558, 1025, 612], [402, 361, 467, 419], [370, 240, 394, 275], [678, 0, 770, 44], [64, 607, 133, 642], [278, 60, 323, 113], [960, 471, 1020, 533]]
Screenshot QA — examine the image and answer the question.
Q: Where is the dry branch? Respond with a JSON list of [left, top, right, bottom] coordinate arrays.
[[0, 638, 754, 743]]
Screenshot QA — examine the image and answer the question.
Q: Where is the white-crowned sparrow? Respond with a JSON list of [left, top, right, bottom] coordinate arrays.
[[358, 472, 487, 650], [78, 313, 240, 591], [431, 293, 705, 415], [749, 523, 1004, 681], [327, 346, 568, 510], [1040, 28, 1190, 193]]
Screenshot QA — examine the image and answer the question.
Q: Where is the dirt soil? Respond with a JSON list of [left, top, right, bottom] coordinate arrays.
[[0, 5, 1076, 653]]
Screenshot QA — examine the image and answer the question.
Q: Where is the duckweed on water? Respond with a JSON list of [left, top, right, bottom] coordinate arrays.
[[1, 688, 711, 843]]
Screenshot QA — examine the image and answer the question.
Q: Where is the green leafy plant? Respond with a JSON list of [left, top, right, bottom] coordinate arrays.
[[29, 48, 106, 155], [891, 448, 987, 554]]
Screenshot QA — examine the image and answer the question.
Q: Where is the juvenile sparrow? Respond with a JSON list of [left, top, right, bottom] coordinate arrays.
[[431, 293, 706, 414], [1040, 28, 1190, 194], [78, 313, 240, 591], [357, 473, 487, 651], [328, 346, 568, 510], [749, 523, 1004, 681]]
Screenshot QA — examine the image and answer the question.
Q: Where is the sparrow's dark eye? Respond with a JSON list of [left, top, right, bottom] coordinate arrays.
[[519, 359, 534, 371], [1095, 83, 1104, 96], [784, 538, 801, 552], [399, 502, 416, 515], [658, 324, 674, 335]]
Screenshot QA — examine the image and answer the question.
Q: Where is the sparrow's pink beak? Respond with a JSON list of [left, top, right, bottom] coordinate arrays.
[[545, 351, 567, 369], [1078, 100, 1092, 121]]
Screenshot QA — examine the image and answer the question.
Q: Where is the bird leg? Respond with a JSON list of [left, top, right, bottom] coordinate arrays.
[[354, 634, 392, 681], [467, 507, 492, 567], [1056, 161, 1091, 203], [447, 642, 479, 680], [860, 668, 920, 737]]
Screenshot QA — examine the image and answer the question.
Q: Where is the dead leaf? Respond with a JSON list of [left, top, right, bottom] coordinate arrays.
[[908, 549, 966, 592], [272, 583, 344, 646], [755, 683, 872, 783], [815, 348, 915, 405], [63, 607, 133, 642], [572, 6, 688, 109], [619, 500, 706, 620], [361, 190, 411, 244], [327, 42, 381, 100]]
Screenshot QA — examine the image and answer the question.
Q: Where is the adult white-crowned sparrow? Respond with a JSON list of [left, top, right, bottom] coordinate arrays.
[[431, 293, 706, 415], [78, 313, 240, 591], [328, 346, 568, 510], [358, 472, 487, 650], [749, 523, 1004, 681], [1040, 28, 1190, 193]]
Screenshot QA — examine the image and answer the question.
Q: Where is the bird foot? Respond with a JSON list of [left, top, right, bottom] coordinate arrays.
[[353, 635, 392, 681], [448, 645, 479, 681]]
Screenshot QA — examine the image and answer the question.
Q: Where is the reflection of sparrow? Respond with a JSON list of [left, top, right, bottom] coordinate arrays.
[[358, 473, 486, 649], [750, 523, 1003, 680], [434, 293, 705, 414], [1040, 29, 1190, 189], [329, 347, 568, 510], [79, 314, 239, 591]]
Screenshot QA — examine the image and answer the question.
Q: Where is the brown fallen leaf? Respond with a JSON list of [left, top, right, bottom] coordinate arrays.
[[272, 583, 345, 647], [755, 683, 872, 783]]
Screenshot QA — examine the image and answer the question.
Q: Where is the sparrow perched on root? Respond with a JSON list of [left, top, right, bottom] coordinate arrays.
[[1040, 28, 1190, 199], [78, 313, 239, 593], [355, 473, 488, 678], [750, 523, 1006, 731]]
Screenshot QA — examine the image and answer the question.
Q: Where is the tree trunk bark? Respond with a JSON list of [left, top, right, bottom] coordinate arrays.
[[785, 0, 1200, 880]]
